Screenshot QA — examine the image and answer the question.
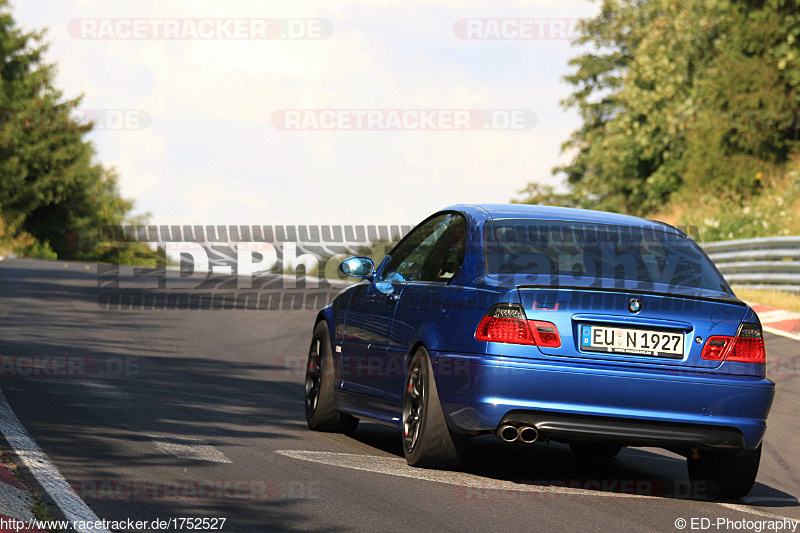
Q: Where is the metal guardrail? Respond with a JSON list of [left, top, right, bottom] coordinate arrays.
[[702, 236, 800, 292]]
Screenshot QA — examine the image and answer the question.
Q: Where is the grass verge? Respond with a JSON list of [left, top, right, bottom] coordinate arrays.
[[731, 287, 800, 313]]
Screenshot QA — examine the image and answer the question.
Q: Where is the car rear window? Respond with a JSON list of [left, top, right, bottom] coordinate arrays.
[[484, 220, 729, 293]]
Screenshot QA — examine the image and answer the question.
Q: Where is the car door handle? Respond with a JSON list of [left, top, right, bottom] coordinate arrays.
[[386, 293, 400, 303]]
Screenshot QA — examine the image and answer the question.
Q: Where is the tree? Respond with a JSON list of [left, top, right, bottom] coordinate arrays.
[[512, 182, 585, 207], [531, 0, 800, 219], [0, 0, 147, 261], [550, 0, 728, 214], [551, 0, 658, 213], [683, 0, 800, 195]]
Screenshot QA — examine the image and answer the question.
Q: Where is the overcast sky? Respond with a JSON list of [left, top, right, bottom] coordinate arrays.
[[14, 0, 599, 228]]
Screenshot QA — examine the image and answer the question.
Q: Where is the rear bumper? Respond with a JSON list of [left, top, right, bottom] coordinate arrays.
[[499, 411, 744, 449], [430, 352, 775, 450]]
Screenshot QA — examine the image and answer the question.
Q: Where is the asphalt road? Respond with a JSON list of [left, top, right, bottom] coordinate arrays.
[[0, 258, 798, 532]]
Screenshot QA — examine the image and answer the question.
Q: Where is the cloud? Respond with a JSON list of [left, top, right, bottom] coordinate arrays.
[[13, 0, 599, 225]]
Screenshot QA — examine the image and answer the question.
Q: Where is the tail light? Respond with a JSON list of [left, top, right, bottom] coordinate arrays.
[[475, 304, 561, 347], [727, 324, 766, 363], [701, 323, 766, 364], [700, 337, 731, 361], [530, 321, 561, 347]]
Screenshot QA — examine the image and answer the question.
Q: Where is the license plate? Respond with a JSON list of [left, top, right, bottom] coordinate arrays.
[[580, 325, 684, 358]]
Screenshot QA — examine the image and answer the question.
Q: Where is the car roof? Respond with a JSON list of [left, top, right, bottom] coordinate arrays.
[[443, 203, 680, 234]]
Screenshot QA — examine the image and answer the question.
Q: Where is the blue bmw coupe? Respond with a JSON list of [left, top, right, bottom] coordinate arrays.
[[304, 204, 774, 499]]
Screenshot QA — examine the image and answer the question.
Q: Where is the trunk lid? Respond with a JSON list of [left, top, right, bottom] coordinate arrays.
[[517, 287, 748, 370]]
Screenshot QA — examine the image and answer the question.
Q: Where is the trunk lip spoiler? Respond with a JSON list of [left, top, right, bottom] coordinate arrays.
[[515, 284, 747, 306]]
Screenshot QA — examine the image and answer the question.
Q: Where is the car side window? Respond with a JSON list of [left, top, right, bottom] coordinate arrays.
[[417, 215, 467, 281], [382, 213, 466, 283]]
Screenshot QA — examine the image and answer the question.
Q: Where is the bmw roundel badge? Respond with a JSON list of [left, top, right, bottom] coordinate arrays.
[[628, 298, 641, 313]]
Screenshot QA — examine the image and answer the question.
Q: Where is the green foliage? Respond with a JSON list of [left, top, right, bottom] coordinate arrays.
[[0, 0, 148, 262], [525, 0, 800, 232], [31, 495, 61, 533], [674, 160, 800, 242], [684, 0, 800, 194], [512, 183, 585, 208], [22, 238, 57, 259]]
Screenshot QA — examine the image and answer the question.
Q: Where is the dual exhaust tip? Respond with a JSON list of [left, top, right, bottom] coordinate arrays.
[[498, 424, 539, 444]]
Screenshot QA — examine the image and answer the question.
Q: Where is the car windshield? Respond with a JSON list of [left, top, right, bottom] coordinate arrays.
[[484, 220, 729, 294]]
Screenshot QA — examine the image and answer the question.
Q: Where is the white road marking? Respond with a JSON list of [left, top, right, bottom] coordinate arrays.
[[277, 450, 799, 521], [756, 310, 800, 323], [619, 450, 683, 463], [150, 435, 232, 463], [0, 388, 108, 533], [276, 450, 649, 499], [738, 496, 800, 503], [717, 502, 800, 523], [763, 325, 800, 342]]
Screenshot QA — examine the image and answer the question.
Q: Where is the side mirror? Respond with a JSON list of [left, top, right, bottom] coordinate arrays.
[[339, 256, 375, 278]]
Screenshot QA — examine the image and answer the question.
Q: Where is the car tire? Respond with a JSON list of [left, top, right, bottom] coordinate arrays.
[[305, 321, 359, 434], [687, 444, 761, 500], [402, 347, 467, 469], [569, 441, 623, 458]]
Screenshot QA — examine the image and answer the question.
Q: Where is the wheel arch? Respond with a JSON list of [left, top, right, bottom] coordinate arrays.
[[408, 340, 428, 368], [316, 304, 336, 343]]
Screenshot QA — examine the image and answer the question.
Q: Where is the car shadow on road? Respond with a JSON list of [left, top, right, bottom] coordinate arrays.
[[348, 422, 799, 507]]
